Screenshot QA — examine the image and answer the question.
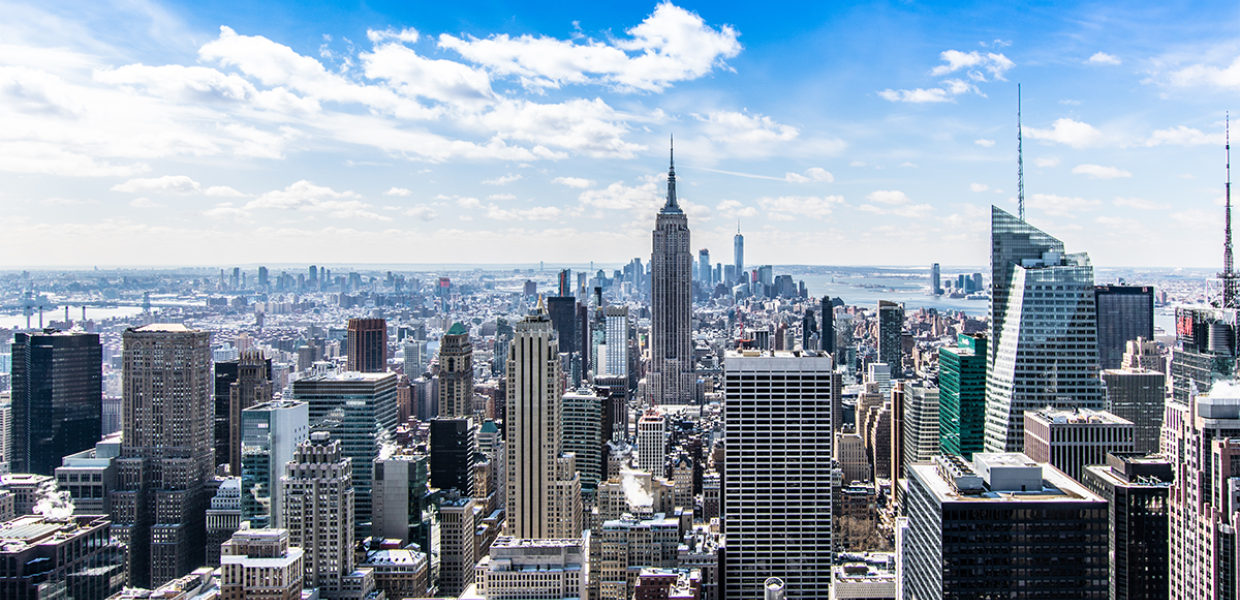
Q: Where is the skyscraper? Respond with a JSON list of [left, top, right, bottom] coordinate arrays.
[[1094, 285, 1155, 370], [638, 408, 666, 476], [649, 141, 696, 405], [820, 296, 835, 354], [347, 318, 387, 373], [603, 306, 629, 378], [930, 263, 942, 295], [439, 322, 474, 418], [938, 333, 987, 460], [228, 351, 273, 477], [876, 301, 904, 375], [240, 399, 309, 529], [282, 432, 355, 591], [723, 350, 834, 600], [291, 371, 398, 539], [1081, 453, 1172, 600], [733, 224, 744, 283], [10, 330, 102, 476], [112, 324, 214, 588], [430, 417, 475, 495], [506, 308, 582, 539], [698, 248, 711, 285], [986, 206, 1103, 452], [1101, 367, 1165, 454]]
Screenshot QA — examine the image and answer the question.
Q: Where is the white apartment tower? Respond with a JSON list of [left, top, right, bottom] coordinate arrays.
[[723, 350, 834, 600], [282, 432, 354, 591], [638, 409, 667, 476], [506, 308, 582, 539]]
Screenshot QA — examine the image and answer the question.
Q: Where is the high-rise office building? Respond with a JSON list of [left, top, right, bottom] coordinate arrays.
[[205, 478, 243, 568], [904, 453, 1108, 600], [1022, 407, 1135, 482], [439, 493, 477, 597], [112, 324, 214, 589], [347, 318, 387, 373], [723, 350, 834, 600], [0, 514, 126, 600], [562, 390, 604, 496], [1121, 337, 1164, 372], [938, 333, 987, 459], [282, 432, 355, 591], [733, 225, 744, 283], [638, 408, 666, 477], [930, 263, 942, 295], [219, 526, 304, 600], [291, 371, 398, 539], [475, 538, 588, 600], [228, 351, 273, 477], [10, 330, 102, 475], [1101, 368, 1166, 454], [986, 206, 1103, 452], [372, 450, 435, 553], [430, 417, 475, 495], [603, 306, 629, 379], [240, 399, 309, 529], [1081, 453, 1172, 600], [439, 322, 474, 418], [1164, 381, 1240, 599], [699, 248, 711, 285], [1169, 306, 1239, 403], [1094, 285, 1155, 371], [506, 308, 582, 539], [899, 382, 940, 474], [876, 301, 904, 376], [649, 143, 696, 405], [820, 296, 835, 354], [215, 356, 272, 470]]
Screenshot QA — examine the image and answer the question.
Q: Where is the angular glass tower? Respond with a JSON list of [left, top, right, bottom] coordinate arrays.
[[985, 206, 1103, 452]]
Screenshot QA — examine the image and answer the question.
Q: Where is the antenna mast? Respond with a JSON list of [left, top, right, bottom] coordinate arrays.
[[1018, 84, 1025, 221], [1223, 113, 1238, 308]]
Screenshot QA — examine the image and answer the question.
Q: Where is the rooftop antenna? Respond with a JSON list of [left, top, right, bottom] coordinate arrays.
[[1222, 113, 1238, 308], [1018, 83, 1025, 221]]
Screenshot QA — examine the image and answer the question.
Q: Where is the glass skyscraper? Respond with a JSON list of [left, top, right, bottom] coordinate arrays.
[[938, 333, 987, 459], [985, 207, 1103, 452]]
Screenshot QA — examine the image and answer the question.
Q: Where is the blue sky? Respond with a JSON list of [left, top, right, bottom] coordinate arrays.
[[1, 0, 1237, 268]]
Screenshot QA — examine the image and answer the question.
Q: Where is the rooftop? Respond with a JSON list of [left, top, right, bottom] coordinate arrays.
[[914, 453, 1105, 504], [1028, 407, 1132, 426], [130, 323, 192, 332]]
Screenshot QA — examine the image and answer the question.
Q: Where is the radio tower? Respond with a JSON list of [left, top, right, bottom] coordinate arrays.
[[1221, 113, 1239, 308], [1017, 84, 1025, 221]]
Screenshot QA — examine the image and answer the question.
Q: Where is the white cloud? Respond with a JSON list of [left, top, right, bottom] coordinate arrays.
[[1024, 118, 1103, 148], [975, 139, 996, 147], [1072, 164, 1131, 179], [694, 110, 799, 145], [205, 185, 246, 197], [849, 160, 866, 167], [487, 193, 516, 200], [716, 199, 757, 218], [1145, 126, 1223, 147], [865, 190, 912, 205], [878, 87, 951, 103], [579, 179, 662, 211], [1086, 52, 1121, 66], [757, 195, 845, 219], [437, 3, 741, 92], [367, 27, 421, 44], [552, 176, 595, 188], [970, 183, 990, 193], [384, 187, 413, 196], [484, 204, 562, 221], [129, 197, 160, 207], [483, 173, 523, 185], [1166, 56, 1240, 89], [40, 197, 88, 206], [239, 180, 388, 220], [110, 175, 200, 194], [1028, 193, 1101, 216], [405, 205, 437, 221], [858, 203, 933, 218], [1113, 197, 1167, 210], [202, 203, 252, 223], [1035, 157, 1060, 168], [457, 197, 482, 209], [803, 167, 833, 182], [930, 50, 1014, 81]]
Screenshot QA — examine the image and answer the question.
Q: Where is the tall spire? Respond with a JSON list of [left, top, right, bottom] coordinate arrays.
[[1222, 113, 1238, 308], [1017, 83, 1025, 222], [663, 134, 679, 212]]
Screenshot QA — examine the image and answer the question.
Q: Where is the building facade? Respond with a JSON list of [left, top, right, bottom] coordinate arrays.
[[649, 145, 696, 405], [282, 432, 354, 591], [439, 323, 474, 418], [10, 330, 102, 476], [1094, 285, 1155, 371], [239, 400, 309, 529], [347, 318, 387, 373], [938, 333, 987, 459], [1081, 453, 1172, 600], [1023, 408, 1135, 482]]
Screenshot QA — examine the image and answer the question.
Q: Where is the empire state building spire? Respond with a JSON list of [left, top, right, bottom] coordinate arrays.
[[650, 137, 694, 404], [663, 135, 681, 213]]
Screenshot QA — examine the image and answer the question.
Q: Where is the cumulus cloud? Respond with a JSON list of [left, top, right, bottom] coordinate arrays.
[[1024, 118, 1103, 148], [1145, 126, 1223, 147], [757, 195, 845, 219], [384, 187, 413, 196], [1035, 157, 1060, 168], [694, 110, 799, 146], [716, 199, 757, 218], [203, 203, 252, 223], [970, 183, 990, 192], [437, 3, 741, 92], [1086, 52, 1121, 65], [483, 173, 523, 185], [865, 190, 913, 205], [205, 186, 246, 197], [975, 139, 996, 147], [579, 179, 662, 211], [857, 190, 931, 217], [1028, 193, 1101, 216], [880, 49, 1012, 103], [405, 205, 437, 220], [784, 167, 833, 183], [878, 87, 952, 103], [487, 193, 516, 200], [1113, 197, 1168, 210], [129, 197, 160, 208], [240, 180, 389, 220], [1165, 56, 1240, 89], [111, 175, 201, 194], [552, 176, 595, 188], [1072, 164, 1131, 179], [930, 50, 1014, 80]]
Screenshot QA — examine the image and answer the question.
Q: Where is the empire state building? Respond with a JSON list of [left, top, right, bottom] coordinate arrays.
[[648, 140, 696, 404]]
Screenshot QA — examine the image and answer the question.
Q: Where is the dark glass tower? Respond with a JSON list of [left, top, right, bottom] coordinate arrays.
[[877, 300, 904, 375], [1081, 453, 1172, 600], [430, 417, 475, 495], [938, 333, 987, 459], [10, 330, 102, 476], [649, 139, 695, 404], [1094, 285, 1155, 370]]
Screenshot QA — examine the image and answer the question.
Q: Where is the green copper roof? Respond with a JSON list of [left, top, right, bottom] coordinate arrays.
[[447, 322, 468, 335]]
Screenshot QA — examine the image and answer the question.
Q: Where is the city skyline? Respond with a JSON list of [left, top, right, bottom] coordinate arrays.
[[1, 0, 1237, 268]]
